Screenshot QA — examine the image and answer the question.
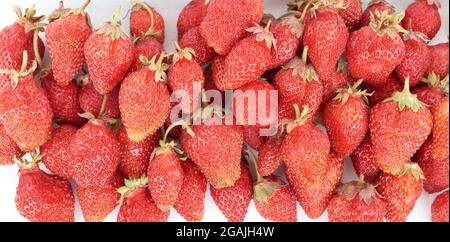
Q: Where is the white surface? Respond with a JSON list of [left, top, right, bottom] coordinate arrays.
[[0, 0, 448, 222]]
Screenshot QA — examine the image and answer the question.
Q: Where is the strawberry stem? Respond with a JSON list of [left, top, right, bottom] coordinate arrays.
[[301, 46, 309, 64], [33, 29, 43, 69], [98, 94, 109, 119], [244, 149, 263, 183], [384, 77, 425, 112], [111, 6, 122, 26], [19, 51, 28, 73], [81, 0, 91, 11]]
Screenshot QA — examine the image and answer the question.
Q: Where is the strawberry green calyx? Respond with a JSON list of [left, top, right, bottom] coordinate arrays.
[[282, 104, 311, 133], [369, 10, 406, 38], [14, 149, 42, 170], [246, 21, 277, 51], [0, 51, 37, 89], [333, 79, 373, 104], [48, 0, 90, 22], [132, 0, 161, 39], [423, 73, 449, 95], [78, 94, 109, 122], [140, 52, 169, 83], [337, 176, 381, 205], [97, 6, 127, 41], [14, 4, 45, 28], [280, 15, 304, 38], [283, 46, 319, 81], [403, 30, 430, 43], [384, 77, 425, 112], [399, 162, 425, 180], [172, 41, 196, 63], [116, 175, 148, 204]]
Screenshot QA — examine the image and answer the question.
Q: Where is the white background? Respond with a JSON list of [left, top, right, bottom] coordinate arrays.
[[0, 0, 448, 222]]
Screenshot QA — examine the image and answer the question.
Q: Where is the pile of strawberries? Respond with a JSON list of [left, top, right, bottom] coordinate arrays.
[[0, 0, 448, 222]]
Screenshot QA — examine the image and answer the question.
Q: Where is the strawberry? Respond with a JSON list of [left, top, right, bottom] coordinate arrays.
[[15, 152, 74, 222], [168, 42, 205, 114], [174, 160, 207, 221], [243, 125, 266, 149], [328, 177, 385, 222], [360, 0, 395, 27], [323, 80, 371, 157], [366, 75, 402, 107], [219, 22, 276, 90], [210, 164, 253, 222], [130, 0, 165, 43], [118, 126, 160, 179], [117, 176, 169, 222], [415, 137, 449, 193], [431, 96, 449, 161], [269, 15, 303, 69], [338, 0, 363, 30], [46, 0, 91, 86], [0, 123, 22, 165], [147, 145, 184, 211], [350, 135, 381, 183], [303, 7, 349, 82], [211, 56, 226, 91], [257, 138, 282, 177], [180, 121, 244, 189], [412, 73, 448, 106], [130, 37, 163, 72], [346, 11, 406, 86], [402, 0, 441, 40], [119, 53, 171, 142], [370, 78, 432, 175], [78, 80, 120, 119], [78, 172, 123, 222], [431, 191, 449, 222], [0, 5, 45, 93], [287, 153, 344, 219], [281, 105, 330, 187], [41, 70, 85, 126], [377, 162, 424, 222], [179, 26, 215, 65], [177, 0, 209, 39], [41, 124, 77, 179], [84, 6, 134, 95], [0, 52, 52, 152], [427, 42, 448, 79], [199, 0, 264, 55], [68, 119, 120, 187]]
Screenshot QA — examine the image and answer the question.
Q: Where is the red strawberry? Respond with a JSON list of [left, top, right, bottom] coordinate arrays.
[[46, 1, 91, 86], [15, 153, 74, 222], [243, 125, 266, 149], [119, 54, 171, 142], [323, 80, 371, 157], [199, 0, 264, 55], [117, 176, 169, 222], [431, 96, 449, 161], [211, 56, 226, 90], [328, 177, 385, 222], [269, 15, 303, 69], [219, 22, 276, 90], [178, 0, 209, 39], [366, 75, 403, 106], [412, 73, 448, 106], [0, 123, 22, 165], [174, 160, 207, 221], [78, 172, 123, 222], [360, 0, 395, 27], [0, 52, 52, 152], [180, 122, 244, 189], [350, 135, 381, 183], [303, 7, 349, 81], [84, 7, 134, 95], [281, 105, 330, 187], [346, 11, 405, 86], [130, 37, 163, 72], [168, 42, 205, 114], [130, 1, 165, 43], [41, 124, 77, 179], [78, 80, 120, 119], [179, 26, 215, 65], [427, 42, 448, 78], [257, 138, 282, 177], [287, 153, 344, 219], [377, 162, 424, 222], [68, 119, 120, 187], [118, 126, 160, 179], [210, 164, 253, 222], [338, 0, 363, 30], [0, 5, 45, 93], [415, 137, 449, 193], [370, 78, 432, 175], [41, 70, 84, 126], [402, 0, 441, 40], [431, 191, 449, 222]]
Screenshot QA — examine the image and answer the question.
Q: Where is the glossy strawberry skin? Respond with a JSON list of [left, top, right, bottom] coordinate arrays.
[[269, 17, 301, 69], [431, 96, 449, 161], [68, 121, 120, 187], [402, 0, 441, 40], [179, 26, 215, 65], [257, 138, 282, 177], [78, 82, 120, 119], [41, 125, 78, 179], [328, 191, 385, 222], [177, 0, 209, 38], [0, 123, 22, 165], [130, 37, 163, 72], [16, 168, 74, 222], [427, 43, 449, 78], [412, 85, 445, 106], [395, 38, 431, 87], [130, 4, 165, 43], [119, 68, 171, 142], [366, 75, 402, 107], [431, 191, 449, 222], [46, 13, 91, 86], [210, 165, 253, 222], [174, 160, 207, 221], [360, 0, 395, 27], [350, 135, 381, 183], [118, 126, 160, 179], [117, 188, 169, 222]]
